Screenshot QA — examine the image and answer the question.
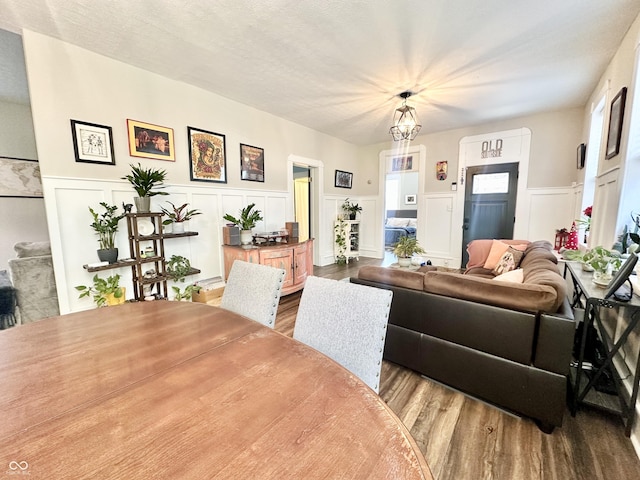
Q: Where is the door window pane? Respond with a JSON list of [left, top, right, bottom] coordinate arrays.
[[472, 172, 509, 194]]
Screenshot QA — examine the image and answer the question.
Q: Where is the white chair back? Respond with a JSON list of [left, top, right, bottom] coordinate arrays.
[[221, 260, 285, 328], [293, 276, 393, 393]]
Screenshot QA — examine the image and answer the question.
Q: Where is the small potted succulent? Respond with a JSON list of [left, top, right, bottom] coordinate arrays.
[[223, 203, 263, 245], [121, 163, 169, 212], [88, 202, 125, 264], [76, 273, 126, 307], [393, 236, 426, 267], [161, 201, 202, 233]]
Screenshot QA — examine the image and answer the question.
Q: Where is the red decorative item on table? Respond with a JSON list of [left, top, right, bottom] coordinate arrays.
[[565, 222, 579, 250]]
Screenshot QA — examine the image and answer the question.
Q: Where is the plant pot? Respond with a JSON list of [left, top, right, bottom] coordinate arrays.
[[397, 257, 412, 267], [134, 196, 151, 213], [172, 222, 185, 234], [240, 230, 253, 245], [593, 270, 612, 286], [105, 287, 126, 306], [97, 248, 118, 264], [349, 213, 356, 220]]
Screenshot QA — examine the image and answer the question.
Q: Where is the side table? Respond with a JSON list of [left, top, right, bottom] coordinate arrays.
[[564, 261, 640, 436]]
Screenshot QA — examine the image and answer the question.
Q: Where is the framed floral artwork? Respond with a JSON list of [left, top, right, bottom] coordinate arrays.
[[127, 119, 175, 161], [70, 120, 115, 165], [188, 126, 227, 183], [240, 143, 264, 182]]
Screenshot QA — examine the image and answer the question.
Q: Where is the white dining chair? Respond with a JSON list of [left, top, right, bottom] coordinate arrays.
[[220, 260, 286, 328], [293, 276, 393, 393]]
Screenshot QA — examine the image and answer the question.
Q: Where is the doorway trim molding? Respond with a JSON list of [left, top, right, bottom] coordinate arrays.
[[287, 154, 324, 266], [454, 128, 532, 262]]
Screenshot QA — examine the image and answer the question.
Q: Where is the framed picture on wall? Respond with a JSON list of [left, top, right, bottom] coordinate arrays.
[[405, 194, 417, 205], [335, 170, 353, 188], [0, 157, 43, 198], [188, 126, 227, 183], [127, 119, 175, 161], [70, 120, 115, 165], [605, 87, 627, 160], [240, 143, 265, 182], [577, 143, 586, 169]]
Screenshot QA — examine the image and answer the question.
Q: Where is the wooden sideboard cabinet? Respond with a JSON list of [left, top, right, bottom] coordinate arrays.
[[222, 239, 314, 295]]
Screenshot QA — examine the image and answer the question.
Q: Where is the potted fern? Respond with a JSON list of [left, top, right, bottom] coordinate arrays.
[[121, 163, 169, 212], [393, 236, 426, 267], [223, 203, 263, 245], [88, 202, 125, 264]]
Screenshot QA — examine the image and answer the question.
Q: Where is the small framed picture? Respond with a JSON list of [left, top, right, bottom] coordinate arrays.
[[188, 126, 227, 183], [605, 87, 627, 160], [70, 120, 115, 165], [405, 194, 417, 205], [127, 119, 175, 161], [335, 170, 353, 189], [240, 144, 265, 182], [577, 143, 586, 169]]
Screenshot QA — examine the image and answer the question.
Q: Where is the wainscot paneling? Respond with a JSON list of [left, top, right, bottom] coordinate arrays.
[[526, 187, 575, 244], [43, 177, 288, 314]]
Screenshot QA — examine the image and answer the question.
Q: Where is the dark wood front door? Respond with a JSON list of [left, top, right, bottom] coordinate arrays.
[[461, 162, 519, 267]]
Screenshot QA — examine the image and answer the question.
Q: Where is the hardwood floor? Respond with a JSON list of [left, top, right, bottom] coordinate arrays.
[[274, 257, 640, 480]]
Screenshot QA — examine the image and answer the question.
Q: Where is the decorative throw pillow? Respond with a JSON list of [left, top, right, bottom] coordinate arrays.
[[492, 268, 524, 283], [492, 247, 525, 275], [407, 218, 418, 228], [386, 217, 409, 227], [483, 240, 510, 270]]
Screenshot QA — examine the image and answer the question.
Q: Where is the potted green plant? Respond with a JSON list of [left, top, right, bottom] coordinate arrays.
[[393, 236, 426, 267], [121, 163, 169, 212], [89, 202, 125, 264], [75, 273, 125, 307], [223, 203, 263, 245], [341, 198, 362, 220], [166, 255, 201, 301], [161, 201, 202, 234]]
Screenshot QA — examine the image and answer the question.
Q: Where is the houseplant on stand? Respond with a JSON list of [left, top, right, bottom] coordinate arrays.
[[341, 198, 362, 220], [76, 273, 126, 307], [161, 201, 202, 233], [334, 217, 348, 265], [223, 203, 263, 245], [121, 163, 169, 212], [89, 202, 125, 264], [393, 236, 426, 267]]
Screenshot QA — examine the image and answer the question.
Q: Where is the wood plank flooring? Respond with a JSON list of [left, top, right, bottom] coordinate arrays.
[[275, 257, 640, 480]]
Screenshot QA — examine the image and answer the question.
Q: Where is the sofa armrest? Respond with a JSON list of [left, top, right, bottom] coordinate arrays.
[[534, 297, 575, 375]]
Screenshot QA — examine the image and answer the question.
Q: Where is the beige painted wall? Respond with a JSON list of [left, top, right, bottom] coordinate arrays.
[[356, 108, 584, 196], [22, 31, 360, 198]]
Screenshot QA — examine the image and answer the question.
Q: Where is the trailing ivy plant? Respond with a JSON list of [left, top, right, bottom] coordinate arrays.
[[334, 217, 347, 265]]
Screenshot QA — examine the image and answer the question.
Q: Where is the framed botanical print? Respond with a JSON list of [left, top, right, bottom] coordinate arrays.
[[188, 126, 227, 183], [127, 119, 175, 161], [70, 120, 115, 165], [240, 144, 265, 182]]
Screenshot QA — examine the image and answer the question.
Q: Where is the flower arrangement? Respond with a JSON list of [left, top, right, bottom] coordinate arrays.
[[576, 205, 592, 231]]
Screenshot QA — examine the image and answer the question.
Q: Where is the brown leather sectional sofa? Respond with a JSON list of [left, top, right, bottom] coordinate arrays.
[[351, 240, 575, 432]]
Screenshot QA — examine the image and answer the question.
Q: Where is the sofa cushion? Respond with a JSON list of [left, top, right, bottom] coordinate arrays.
[[493, 268, 524, 283], [423, 271, 558, 313], [14, 241, 51, 258], [357, 265, 424, 291], [466, 239, 530, 271], [492, 247, 525, 275]]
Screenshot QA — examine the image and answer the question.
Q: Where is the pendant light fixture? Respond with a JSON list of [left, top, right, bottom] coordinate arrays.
[[389, 91, 421, 141]]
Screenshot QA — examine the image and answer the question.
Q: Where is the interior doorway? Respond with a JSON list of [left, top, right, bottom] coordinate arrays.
[[293, 166, 311, 242], [461, 162, 519, 266]]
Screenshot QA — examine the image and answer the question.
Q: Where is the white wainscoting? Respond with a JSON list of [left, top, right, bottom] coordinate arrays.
[[422, 193, 457, 267], [526, 187, 576, 244], [43, 176, 289, 314]]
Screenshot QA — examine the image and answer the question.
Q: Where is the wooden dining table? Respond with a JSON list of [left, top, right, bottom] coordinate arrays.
[[0, 301, 432, 479]]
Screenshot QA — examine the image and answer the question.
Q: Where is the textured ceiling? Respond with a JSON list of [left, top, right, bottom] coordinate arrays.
[[0, 0, 638, 145]]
